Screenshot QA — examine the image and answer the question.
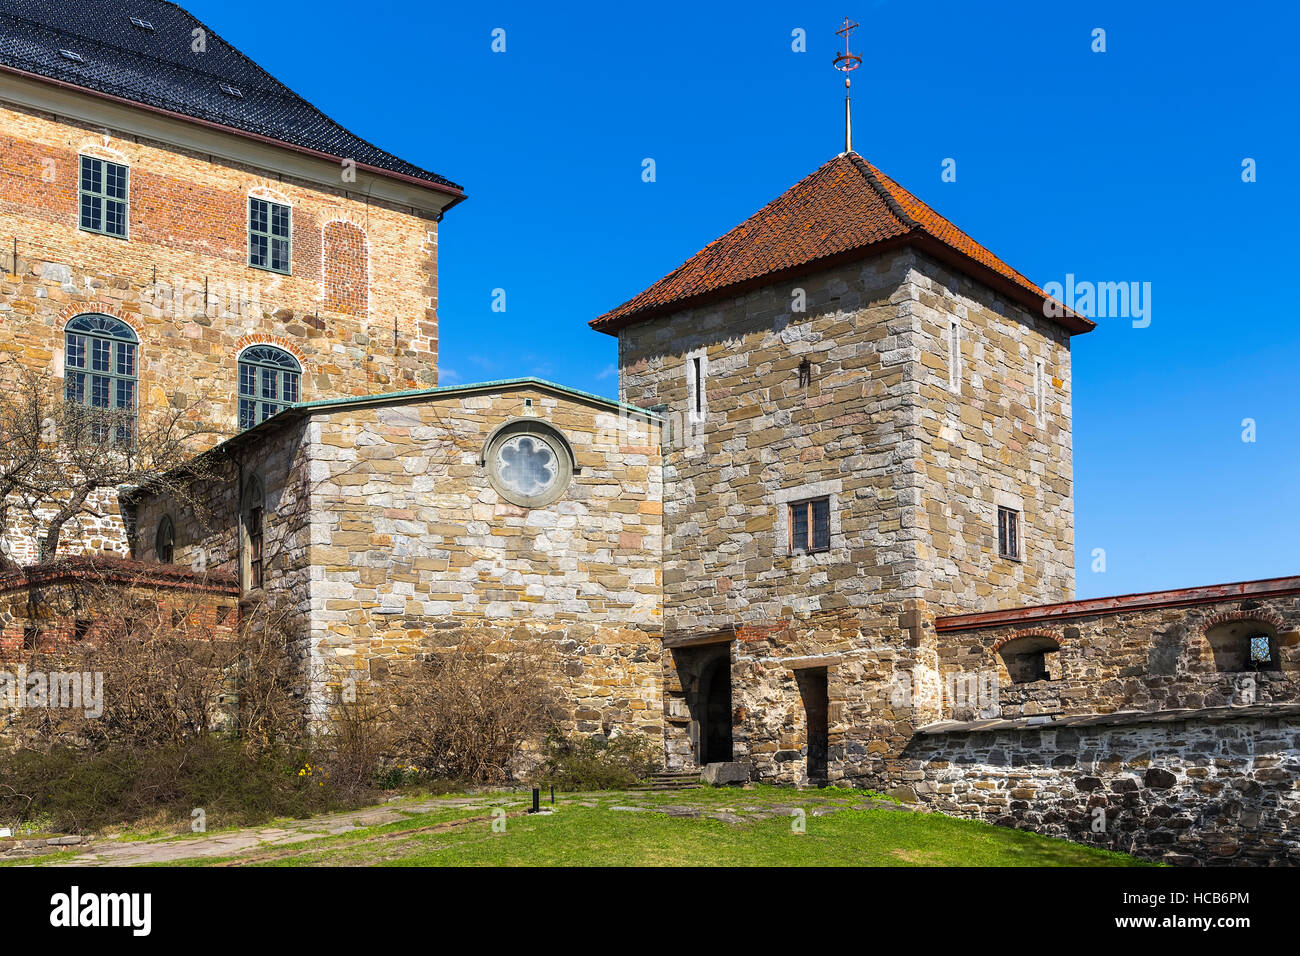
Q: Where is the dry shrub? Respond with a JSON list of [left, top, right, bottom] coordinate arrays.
[[387, 636, 560, 784], [326, 698, 394, 797], [0, 588, 334, 832], [538, 730, 660, 791], [7, 587, 302, 753]]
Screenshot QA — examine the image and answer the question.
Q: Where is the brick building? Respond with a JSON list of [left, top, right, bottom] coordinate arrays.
[[0, 0, 461, 562], [2, 2, 1297, 863]]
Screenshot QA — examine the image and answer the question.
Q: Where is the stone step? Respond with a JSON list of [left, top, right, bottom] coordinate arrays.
[[631, 770, 704, 791]]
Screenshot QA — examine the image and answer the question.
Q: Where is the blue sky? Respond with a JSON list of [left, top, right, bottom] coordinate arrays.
[[186, 0, 1298, 598]]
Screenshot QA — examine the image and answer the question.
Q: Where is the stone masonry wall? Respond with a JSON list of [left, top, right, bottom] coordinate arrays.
[[131, 384, 666, 738], [130, 416, 319, 681], [303, 386, 664, 737], [906, 709, 1300, 866], [616, 248, 1078, 781], [931, 593, 1300, 723], [906, 251, 1076, 615]]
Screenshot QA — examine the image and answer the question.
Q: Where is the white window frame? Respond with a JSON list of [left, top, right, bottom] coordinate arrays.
[[78, 153, 130, 240], [996, 503, 1023, 562], [247, 193, 293, 275], [1033, 359, 1045, 425], [947, 318, 961, 394]]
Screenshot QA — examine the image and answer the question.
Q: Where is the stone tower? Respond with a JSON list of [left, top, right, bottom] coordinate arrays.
[[593, 151, 1093, 786]]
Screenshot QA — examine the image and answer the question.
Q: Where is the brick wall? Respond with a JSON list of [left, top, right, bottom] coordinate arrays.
[[0, 556, 239, 657]]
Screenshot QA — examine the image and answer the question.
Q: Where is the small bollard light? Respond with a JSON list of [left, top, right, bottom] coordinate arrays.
[[550, 785, 555, 805], [529, 787, 540, 813]]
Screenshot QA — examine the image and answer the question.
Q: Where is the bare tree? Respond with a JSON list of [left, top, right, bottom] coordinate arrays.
[[0, 365, 222, 562]]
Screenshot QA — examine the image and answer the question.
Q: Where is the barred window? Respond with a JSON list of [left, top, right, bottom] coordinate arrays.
[[238, 345, 300, 430], [789, 497, 831, 554], [248, 197, 291, 273], [64, 313, 137, 442], [79, 155, 129, 238]]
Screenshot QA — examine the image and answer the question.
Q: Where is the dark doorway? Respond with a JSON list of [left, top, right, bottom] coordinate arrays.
[[671, 642, 734, 766], [796, 667, 828, 783], [699, 655, 733, 763]]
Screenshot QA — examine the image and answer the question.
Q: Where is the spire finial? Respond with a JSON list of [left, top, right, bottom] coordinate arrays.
[[833, 16, 862, 154]]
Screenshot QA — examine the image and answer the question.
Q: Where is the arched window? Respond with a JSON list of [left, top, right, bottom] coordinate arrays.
[[64, 313, 137, 441], [238, 346, 300, 430], [155, 515, 175, 564]]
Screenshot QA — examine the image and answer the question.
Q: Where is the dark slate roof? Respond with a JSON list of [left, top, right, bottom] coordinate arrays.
[[0, 0, 461, 194]]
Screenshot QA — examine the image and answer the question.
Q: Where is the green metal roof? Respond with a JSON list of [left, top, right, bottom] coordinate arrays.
[[292, 376, 660, 419], [128, 376, 661, 496]]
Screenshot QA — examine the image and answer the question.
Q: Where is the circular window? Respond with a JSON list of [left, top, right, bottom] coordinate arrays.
[[485, 421, 573, 508]]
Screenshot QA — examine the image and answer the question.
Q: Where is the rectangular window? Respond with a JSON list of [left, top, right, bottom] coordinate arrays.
[[685, 349, 708, 424], [248, 506, 264, 588], [1033, 359, 1045, 424], [947, 318, 961, 392], [789, 497, 831, 554], [78, 155, 129, 238], [692, 357, 702, 415], [998, 506, 1020, 560], [248, 197, 291, 273], [685, 348, 708, 425]]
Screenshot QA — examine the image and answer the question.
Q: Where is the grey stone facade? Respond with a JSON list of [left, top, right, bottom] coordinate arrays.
[[131, 380, 665, 736], [614, 246, 1079, 785]]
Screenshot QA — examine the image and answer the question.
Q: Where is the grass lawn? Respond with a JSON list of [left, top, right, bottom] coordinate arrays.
[[156, 786, 1146, 867]]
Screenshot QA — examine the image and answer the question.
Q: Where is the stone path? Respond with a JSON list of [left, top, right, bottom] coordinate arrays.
[[50, 795, 509, 867]]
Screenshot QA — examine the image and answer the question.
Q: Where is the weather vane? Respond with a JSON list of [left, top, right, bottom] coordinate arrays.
[[833, 17, 861, 154]]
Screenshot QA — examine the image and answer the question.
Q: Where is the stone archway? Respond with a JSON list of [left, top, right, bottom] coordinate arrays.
[[671, 642, 733, 766]]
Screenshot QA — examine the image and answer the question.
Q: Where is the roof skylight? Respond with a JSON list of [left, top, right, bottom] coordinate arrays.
[[219, 83, 244, 98], [58, 49, 85, 63], [129, 16, 156, 31]]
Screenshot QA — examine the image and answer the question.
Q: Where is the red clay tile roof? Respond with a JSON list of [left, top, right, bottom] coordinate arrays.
[[0, 555, 238, 595], [590, 152, 1092, 335]]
